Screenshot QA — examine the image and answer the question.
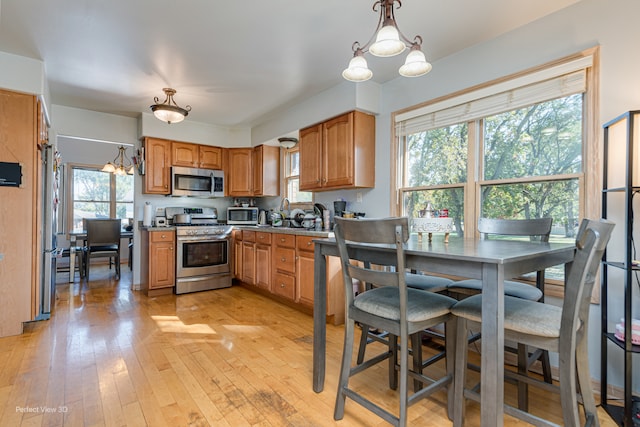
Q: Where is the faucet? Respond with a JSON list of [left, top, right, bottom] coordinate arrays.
[[280, 198, 290, 216]]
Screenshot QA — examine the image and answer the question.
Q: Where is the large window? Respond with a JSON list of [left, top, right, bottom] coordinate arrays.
[[283, 146, 312, 204], [394, 50, 598, 291], [69, 165, 134, 230]]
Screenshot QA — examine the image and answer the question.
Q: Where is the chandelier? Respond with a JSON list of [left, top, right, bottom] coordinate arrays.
[[150, 88, 191, 124], [102, 145, 135, 176], [342, 0, 432, 82]]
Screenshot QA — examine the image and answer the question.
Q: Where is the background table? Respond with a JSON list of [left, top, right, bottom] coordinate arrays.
[[313, 235, 575, 427], [68, 229, 133, 282]]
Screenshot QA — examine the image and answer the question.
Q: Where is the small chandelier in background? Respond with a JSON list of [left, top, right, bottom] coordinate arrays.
[[102, 145, 135, 176], [343, 0, 432, 82], [150, 88, 191, 124], [278, 137, 298, 149]]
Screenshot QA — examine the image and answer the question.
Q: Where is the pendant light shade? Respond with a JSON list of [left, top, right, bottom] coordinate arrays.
[[342, 50, 373, 82], [343, 0, 432, 82], [102, 145, 135, 176], [150, 88, 191, 124]]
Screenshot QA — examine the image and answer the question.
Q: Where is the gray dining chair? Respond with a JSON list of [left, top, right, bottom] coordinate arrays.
[[451, 218, 614, 427], [333, 217, 458, 427], [448, 216, 554, 409], [84, 218, 122, 280]]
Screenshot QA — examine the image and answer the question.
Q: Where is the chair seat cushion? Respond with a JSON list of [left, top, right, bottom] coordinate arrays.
[[87, 244, 119, 253], [451, 294, 563, 338], [353, 286, 456, 323], [448, 279, 543, 301], [405, 273, 453, 293]]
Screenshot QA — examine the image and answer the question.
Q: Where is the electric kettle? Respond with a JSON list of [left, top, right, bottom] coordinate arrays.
[[258, 210, 267, 225]]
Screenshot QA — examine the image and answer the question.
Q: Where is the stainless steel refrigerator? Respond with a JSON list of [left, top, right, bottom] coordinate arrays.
[[37, 144, 60, 320]]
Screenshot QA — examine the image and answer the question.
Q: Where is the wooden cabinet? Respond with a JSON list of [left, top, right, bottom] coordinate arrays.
[[143, 137, 172, 194], [233, 230, 243, 279], [255, 232, 272, 291], [299, 110, 375, 191], [241, 230, 256, 284], [172, 141, 223, 170], [199, 145, 223, 169], [227, 148, 253, 196], [296, 236, 316, 308], [272, 233, 297, 301], [226, 145, 280, 197], [140, 229, 175, 295]]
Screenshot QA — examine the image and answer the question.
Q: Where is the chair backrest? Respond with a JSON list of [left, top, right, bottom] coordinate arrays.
[[85, 218, 122, 248], [561, 218, 614, 345], [334, 217, 409, 309], [477, 217, 553, 242]]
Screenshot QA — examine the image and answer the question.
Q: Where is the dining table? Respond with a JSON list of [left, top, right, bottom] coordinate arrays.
[[67, 228, 134, 282], [312, 234, 576, 427]]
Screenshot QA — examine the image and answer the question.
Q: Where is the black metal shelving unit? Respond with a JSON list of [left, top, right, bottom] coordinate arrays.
[[601, 110, 640, 426]]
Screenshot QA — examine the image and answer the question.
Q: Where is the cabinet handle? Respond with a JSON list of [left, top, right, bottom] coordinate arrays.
[[280, 283, 285, 288], [280, 238, 285, 242], [307, 241, 312, 246], [161, 234, 166, 238], [169, 247, 173, 251], [281, 257, 286, 262]]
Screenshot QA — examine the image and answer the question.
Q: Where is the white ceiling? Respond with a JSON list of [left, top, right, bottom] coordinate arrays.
[[0, 0, 581, 128]]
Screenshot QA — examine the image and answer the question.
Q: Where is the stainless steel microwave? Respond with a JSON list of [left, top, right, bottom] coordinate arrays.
[[227, 207, 259, 225], [171, 166, 224, 197]]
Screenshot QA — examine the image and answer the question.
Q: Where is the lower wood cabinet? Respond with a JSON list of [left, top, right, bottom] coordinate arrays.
[[140, 229, 175, 295], [232, 229, 344, 324]]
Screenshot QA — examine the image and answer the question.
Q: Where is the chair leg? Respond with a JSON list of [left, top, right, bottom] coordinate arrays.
[[334, 318, 356, 421], [517, 343, 529, 411], [558, 344, 581, 426], [540, 350, 553, 383], [453, 319, 468, 427], [389, 334, 398, 390], [576, 336, 599, 426], [444, 317, 457, 421], [357, 324, 370, 364], [411, 332, 423, 392], [399, 330, 409, 427]]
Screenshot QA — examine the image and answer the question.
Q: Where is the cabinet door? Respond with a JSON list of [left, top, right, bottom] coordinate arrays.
[[273, 272, 296, 301], [323, 112, 354, 188], [252, 145, 280, 196], [144, 138, 171, 194], [227, 148, 253, 196], [299, 124, 323, 191], [149, 232, 175, 289], [255, 244, 271, 291], [242, 241, 256, 284], [199, 145, 223, 169], [234, 239, 243, 279], [252, 145, 264, 196], [296, 250, 315, 308], [172, 141, 198, 167]]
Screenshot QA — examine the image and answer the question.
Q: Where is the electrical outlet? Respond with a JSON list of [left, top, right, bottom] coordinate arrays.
[[356, 192, 362, 203]]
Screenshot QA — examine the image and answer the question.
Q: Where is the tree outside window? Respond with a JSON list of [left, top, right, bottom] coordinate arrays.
[[70, 166, 134, 230]]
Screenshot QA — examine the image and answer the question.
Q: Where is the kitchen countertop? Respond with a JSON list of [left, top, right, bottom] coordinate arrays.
[[234, 225, 333, 238]]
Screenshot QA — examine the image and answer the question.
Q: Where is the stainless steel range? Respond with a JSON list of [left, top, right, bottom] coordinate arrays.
[[165, 207, 233, 294]]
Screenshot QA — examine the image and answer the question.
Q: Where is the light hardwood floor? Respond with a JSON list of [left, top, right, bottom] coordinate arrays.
[[0, 264, 620, 426]]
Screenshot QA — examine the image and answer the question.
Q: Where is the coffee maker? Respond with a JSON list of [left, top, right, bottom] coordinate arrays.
[[333, 200, 347, 218]]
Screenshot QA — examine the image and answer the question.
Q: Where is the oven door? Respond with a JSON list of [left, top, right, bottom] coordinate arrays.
[[176, 237, 229, 278]]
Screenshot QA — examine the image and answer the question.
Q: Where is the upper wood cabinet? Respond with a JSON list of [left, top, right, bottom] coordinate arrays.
[[299, 110, 375, 191], [172, 141, 223, 170], [143, 137, 171, 194], [226, 145, 280, 197]]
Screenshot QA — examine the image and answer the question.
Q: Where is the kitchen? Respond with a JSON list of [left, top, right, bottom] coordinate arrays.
[[1, 0, 640, 425]]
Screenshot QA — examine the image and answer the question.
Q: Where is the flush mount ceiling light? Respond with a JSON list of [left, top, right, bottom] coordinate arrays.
[[343, 0, 432, 82], [278, 137, 298, 149], [150, 88, 191, 124], [102, 145, 135, 176]]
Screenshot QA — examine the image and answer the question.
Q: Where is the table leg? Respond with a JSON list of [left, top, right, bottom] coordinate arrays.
[[481, 264, 504, 427], [444, 232, 450, 243], [69, 236, 76, 283], [313, 247, 327, 393]]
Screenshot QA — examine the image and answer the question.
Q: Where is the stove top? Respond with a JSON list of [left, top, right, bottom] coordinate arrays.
[[175, 223, 233, 237]]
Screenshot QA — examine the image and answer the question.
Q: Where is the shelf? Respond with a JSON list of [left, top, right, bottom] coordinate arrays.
[[606, 332, 640, 353]]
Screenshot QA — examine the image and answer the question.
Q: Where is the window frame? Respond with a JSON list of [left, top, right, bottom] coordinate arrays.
[[282, 145, 313, 208], [390, 48, 600, 300], [66, 163, 134, 232]]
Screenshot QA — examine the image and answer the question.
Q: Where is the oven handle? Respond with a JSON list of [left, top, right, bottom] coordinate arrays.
[[177, 235, 231, 242]]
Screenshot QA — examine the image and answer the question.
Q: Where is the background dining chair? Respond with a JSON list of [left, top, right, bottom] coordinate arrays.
[[84, 218, 122, 280], [333, 217, 457, 427], [448, 217, 554, 409], [451, 218, 614, 427]]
